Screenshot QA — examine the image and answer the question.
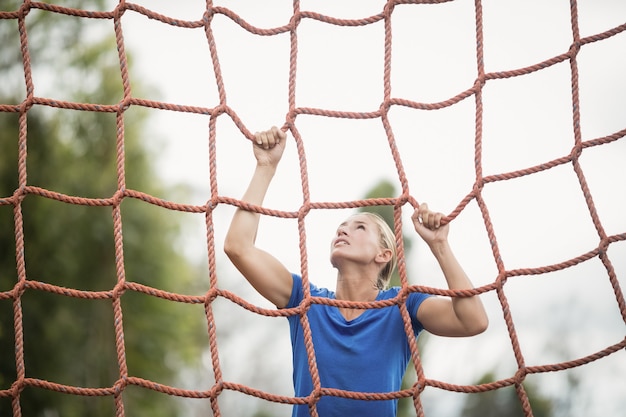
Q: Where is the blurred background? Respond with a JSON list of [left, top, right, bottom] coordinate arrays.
[[1, 1, 624, 416]]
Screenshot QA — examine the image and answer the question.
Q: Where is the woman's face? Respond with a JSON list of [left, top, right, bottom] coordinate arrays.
[[330, 214, 384, 269]]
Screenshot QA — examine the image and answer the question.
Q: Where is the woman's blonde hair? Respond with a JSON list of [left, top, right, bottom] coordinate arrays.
[[357, 212, 397, 290]]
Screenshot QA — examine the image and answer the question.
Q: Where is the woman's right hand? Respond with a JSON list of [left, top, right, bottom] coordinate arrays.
[[253, 126, 287, 167]]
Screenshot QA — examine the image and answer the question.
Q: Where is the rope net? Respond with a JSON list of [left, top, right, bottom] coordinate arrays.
[[1, 1, 625, 416]]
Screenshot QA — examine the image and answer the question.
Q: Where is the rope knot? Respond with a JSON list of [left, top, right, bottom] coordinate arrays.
[[19, 97, 34, 114], [474, 76, 486, 92], [205, 287, 219, 304], [12, 186, 28, 204], [17, 1, 31, 19], [112, 188, 126, 206], [206, 197, 219, 211], [514, 366, 527, 384], [569, 144, 583, 161], [111, 282, 126, 299], [568, 40, 581, 58], [113, 0, 127, 20], [10, 377, 26, 398], [118, 97, 131, 113], [113, 376, 128, 396], [598, 237, 609, 256], [203, 7, 215, 25]]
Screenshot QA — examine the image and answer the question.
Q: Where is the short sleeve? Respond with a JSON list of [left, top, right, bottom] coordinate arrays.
[[406, 292, 434, 334], [286, 273, 303, 309], [285, 274, 334, 310]]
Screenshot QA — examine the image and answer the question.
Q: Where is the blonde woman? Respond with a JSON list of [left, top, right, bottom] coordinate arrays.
[[224, 126, 488, 417]]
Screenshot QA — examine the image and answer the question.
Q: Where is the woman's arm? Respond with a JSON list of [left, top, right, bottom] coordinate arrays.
[[224, 127, 293, 308], [413, 204, 489, 337]]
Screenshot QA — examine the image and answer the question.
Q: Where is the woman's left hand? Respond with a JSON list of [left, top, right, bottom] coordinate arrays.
[[411, 203, 449, 246]]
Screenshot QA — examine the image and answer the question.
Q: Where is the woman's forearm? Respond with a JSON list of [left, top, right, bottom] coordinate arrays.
[[225, 164, 277, 252], [430, 241, 488, 332]]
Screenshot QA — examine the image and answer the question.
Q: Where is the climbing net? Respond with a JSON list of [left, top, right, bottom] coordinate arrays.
[[1, 1, 625, 416]]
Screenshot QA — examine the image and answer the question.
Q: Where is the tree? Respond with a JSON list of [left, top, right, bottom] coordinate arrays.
[[1, 2, 205, 416], [461, 372, 554, 417]]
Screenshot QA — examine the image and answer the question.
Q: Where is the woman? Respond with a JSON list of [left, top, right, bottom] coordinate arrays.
[[224, 126, 488, 417]]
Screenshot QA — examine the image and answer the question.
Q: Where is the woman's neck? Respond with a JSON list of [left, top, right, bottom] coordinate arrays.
[[335, 271, 379, 321], [335, 269, 379, 302]]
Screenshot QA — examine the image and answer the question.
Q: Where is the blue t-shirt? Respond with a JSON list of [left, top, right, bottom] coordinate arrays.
[[286, 273, 432, 417]]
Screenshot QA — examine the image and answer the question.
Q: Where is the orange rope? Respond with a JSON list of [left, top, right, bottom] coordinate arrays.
[[1, 1, 625, 416]]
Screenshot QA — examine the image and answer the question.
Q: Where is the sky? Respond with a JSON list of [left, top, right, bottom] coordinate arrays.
[[50, 0, 626, 416]]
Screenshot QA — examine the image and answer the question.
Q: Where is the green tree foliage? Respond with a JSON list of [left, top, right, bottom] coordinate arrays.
[[1, 2, 205, 416], [461, 372, 554, 417]]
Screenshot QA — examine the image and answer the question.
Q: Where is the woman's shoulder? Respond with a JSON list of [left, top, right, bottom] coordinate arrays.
[[380, 286, 432, 302], [379, 286, 401, 299], [291, 273, 335, 299]]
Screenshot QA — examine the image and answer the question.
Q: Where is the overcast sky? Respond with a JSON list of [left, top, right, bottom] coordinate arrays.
[[101, 1, 626, 416]]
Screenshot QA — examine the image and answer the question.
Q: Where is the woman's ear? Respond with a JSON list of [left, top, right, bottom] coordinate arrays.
[[375, 248, 393, 264]]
